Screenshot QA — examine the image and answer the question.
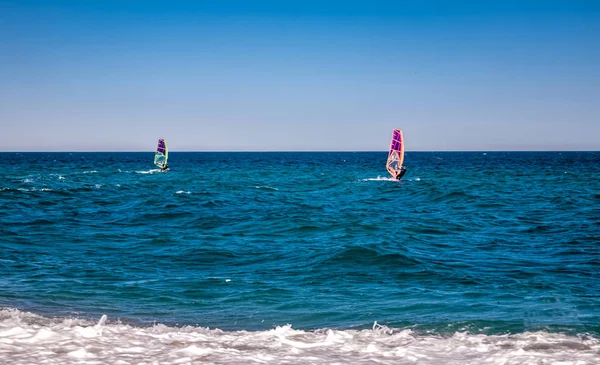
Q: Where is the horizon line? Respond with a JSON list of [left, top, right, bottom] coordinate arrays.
[[1, 150, 598, 153]]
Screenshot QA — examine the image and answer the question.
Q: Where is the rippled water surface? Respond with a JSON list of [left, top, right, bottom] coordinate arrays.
[[1, 152, 599, 364]]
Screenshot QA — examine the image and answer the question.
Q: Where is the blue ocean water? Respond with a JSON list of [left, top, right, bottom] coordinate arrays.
[[1, 152, 599, 363]]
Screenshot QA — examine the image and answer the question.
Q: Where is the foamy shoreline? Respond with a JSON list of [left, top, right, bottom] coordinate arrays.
[[1, 308, 598, 365]]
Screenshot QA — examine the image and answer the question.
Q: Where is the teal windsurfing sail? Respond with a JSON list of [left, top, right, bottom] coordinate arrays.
[[154, 138, 168, 169]]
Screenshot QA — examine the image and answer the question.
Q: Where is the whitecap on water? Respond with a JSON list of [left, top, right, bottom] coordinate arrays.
[[255, 186, 278, 191], [16, 187, 53, 192], [136, 169, 162, 174], [363, 176, 401, 182], [176, 190, 191, 194]]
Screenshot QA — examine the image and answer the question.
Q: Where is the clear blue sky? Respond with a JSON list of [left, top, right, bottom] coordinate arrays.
[[1, 0, 598, 151]]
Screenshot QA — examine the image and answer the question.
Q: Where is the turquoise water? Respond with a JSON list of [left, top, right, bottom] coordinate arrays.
[[1, 152, 599, 342]]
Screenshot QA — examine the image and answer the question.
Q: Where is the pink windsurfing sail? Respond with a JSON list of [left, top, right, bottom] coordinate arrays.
[[386, 129, 405, 178]]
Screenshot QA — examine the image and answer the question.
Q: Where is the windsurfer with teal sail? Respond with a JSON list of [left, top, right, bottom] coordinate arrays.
[[386, 129, 407, 180], [154, 138, 169, 172]]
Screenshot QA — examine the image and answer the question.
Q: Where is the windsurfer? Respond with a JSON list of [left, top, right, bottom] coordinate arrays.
[[154, 138, 169, 171], [386, 129, 407, 180]]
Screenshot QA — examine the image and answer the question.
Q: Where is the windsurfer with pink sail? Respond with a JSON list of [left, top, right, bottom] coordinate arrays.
[[386, 129, 407, 180]]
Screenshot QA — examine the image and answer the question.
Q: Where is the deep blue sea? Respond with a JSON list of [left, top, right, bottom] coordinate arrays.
[[1, 151, 599, 364]]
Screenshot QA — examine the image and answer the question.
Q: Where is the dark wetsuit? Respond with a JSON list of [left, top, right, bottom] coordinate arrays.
[[395, 167, 407, 180]]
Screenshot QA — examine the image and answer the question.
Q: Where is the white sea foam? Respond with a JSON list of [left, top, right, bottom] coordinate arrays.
[[16, 187, 53, 192], [136, 169, 162, 174], [0, 309, 597, 365], [83, 170, 98, 174], [255, 185, 279, 191], [364, 176, 419, 182], [23, 178, 34, 183], [364, 176, 401, 182], [176, 190, 191, 194]]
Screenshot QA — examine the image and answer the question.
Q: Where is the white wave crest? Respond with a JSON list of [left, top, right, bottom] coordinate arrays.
[[255, 186, 279, 191], [176, 190, 191, 194], [363, 176, 400, 182], [363, 176, 419, 182], [16, 187, 53, 192], [0, 309, 597, 365], [136, 169, 162, 174]]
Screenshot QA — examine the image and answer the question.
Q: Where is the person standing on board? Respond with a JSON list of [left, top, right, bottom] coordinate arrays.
[[161, 164, 169, 172]]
